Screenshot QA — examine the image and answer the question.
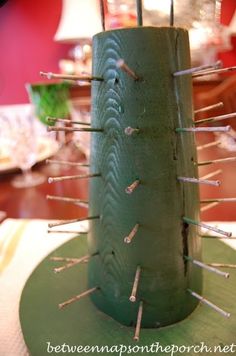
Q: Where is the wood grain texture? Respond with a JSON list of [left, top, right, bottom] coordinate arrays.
[[88, 27, 202, 327]]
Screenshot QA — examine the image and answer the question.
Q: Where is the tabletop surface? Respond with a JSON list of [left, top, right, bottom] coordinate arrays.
[[1, 134, 236, 222], [0, 143, 89, 221]]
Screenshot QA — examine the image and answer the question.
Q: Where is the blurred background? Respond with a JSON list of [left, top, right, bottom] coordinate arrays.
[[0, 0, 236, 105]]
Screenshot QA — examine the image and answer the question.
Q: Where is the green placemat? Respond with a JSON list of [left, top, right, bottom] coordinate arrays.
[[20, 236, 236, 356]]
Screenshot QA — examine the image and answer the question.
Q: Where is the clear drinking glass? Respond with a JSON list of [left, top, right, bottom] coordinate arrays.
[[2, 114, 46, 188]]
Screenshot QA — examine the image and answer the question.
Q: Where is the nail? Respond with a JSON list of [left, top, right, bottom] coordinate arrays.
[[176, 126, 231, 133], [194, 102, 224, 114], [170, 0, 174, 26], [124, 127, 140, 136], [173, 60, 222, 76], [200, 169, 222, 180], [200, 202, 219, 212], [185, 256, 229, 278], [46, 159, 90, 167], [136, 0, 143, 26], [192, 65, 236, 78], [197, 140, 221, 151], [47, 126, 103, 133], [133, 301, 143, 341], [100, 0, 106, 31], [201, 198, 236, 203], [197, 157, 236, 166], [207, 263, 236, 269], [48, 215, 100, 228], [53, 255, 90, 273], [187, 289, 230, 318], [125, 180, 140, 194], [46, 195, 89, 208], [178, 176, 221, 187], [183, 217, 232, 238], [59, 287, 99, 309], [47, 230, 88, 234], [40, 71, 103, 82], [48, 173, 100, 183], [47, 116, 91, 126], [195, 112, 236, 125], [124, 224, 140, 244], [116, 59, 139, 81], [130, 266, 141, 302]]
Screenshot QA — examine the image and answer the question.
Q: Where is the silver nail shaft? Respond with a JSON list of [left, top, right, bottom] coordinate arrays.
[[100, 0, 106, 31], [47, 230, 88, 234], [187, 289, 230, 318], [207, 263, 236, 268], [46, 159, 90, 167], [125, 180, 140, 194], [47, 195, 88, 207], [133, 301, 143, 341], [195, 112, 236, 125], [170, 0, 174, 26], [176, 126, 231, 133], [48, 215, 99, 228], [201, 198, 236, 203], [50, 257, 82, 262], [40, 71, 103, 82], [194, 102, 224, 114], [136, 0, 143, 26], [59, 287, 98, 309], [200, 202, 219, 212], [124, 127, 140, 136], [185, 256, 229, 278], [197, 140, 221, 151], [192, 66, 236, 78], [47, 126, 103, 133], [117, 59, 139, 81], [201, 169, 222, 180], [124, 224, 140, 244], [173, 61, 221, 76], [130, 266, 141, 302], [178, 176, 220, 187], [54, 255, 90, 273], [198, 157, 236, 166], [48, 173, 100, 183], [47, 117, 91, 126], [183, 217, 232, 238]]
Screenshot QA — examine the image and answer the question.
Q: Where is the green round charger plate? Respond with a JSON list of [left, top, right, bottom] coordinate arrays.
[[20, 236, 236, 356]]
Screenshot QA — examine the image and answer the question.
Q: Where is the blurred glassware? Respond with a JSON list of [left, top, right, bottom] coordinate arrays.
[[26, 82, 71, 126], [106, 0, 232, 67], [215, 129, 236, 152], [188, 0, 231, 66], [0, 111, 46, 188], [142, 0, 201, 28], [106, 0, 137, 29], [26, 82, 73, 159], [69, 97, 91, 159]]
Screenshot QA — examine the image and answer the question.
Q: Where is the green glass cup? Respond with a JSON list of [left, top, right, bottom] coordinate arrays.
[[26, 82, 71, 126]]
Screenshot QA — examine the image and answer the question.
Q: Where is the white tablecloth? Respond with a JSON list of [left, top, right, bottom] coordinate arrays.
[[0, 219, 87, 356]]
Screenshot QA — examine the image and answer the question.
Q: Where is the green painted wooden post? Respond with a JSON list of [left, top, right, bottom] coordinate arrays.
[[88, 27, 202, 328]]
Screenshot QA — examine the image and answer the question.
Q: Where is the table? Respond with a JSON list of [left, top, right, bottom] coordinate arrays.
[[0, 144, 89, 220], [196, 132, 236, 221], [1, 136, 236, 222]]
